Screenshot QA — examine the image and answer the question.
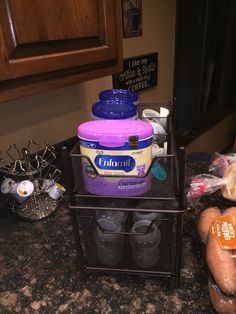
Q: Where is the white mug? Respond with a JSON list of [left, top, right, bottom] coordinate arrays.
[[12, 180, 34, 204], [41, 179, 54, 192], [1, 177, 16, 194], [48, 182, 65, 200]]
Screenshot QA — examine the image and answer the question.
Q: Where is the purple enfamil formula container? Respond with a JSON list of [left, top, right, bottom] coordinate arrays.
[[77, 120, 153, 196]]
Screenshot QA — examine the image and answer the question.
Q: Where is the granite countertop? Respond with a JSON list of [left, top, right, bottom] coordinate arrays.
[[0, 160, 231, 314]]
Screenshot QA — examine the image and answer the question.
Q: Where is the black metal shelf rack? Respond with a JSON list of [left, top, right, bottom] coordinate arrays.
[[61, 102, 186, 288]]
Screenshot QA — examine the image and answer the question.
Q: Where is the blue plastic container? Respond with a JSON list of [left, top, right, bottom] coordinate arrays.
[[91, 100, 137, 120], [99, 89, 138, 106]]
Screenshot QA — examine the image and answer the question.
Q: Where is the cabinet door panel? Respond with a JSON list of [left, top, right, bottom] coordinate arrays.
[[0, 0, 118, 80], [7, 0, 99, 43]]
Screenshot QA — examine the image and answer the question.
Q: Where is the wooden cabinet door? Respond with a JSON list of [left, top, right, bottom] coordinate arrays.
[[0, 0, 122, 102], [0, 0, 121, 80]]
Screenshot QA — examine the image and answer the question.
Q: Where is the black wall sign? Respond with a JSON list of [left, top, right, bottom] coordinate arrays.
[[113, 52, 158, 92]]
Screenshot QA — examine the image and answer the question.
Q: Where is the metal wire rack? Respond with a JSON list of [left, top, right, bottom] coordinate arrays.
[[0, 140, 64, 221]]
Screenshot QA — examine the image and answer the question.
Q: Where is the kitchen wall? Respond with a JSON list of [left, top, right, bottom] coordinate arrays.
[[123, 0, 176, 102], [0, 0, 234, 157], [0, 0, 176, 155], [0, 77, 111, 153], [186, 113, 236, 154]]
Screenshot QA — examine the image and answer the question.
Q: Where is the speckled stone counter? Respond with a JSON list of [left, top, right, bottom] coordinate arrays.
[[0, 160, 230, 314]]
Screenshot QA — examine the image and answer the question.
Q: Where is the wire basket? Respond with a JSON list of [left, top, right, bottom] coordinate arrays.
[[0, 140, 65, 221]]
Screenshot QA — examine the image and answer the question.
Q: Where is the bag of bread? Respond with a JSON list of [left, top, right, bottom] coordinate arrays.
[[221, 163, 236, 202], [187, 168, 236, 204], [187, 174, 225, 205], [209, 153, 236, 177]]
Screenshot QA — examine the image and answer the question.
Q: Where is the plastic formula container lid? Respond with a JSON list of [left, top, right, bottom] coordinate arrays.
[[99, 89, 138, 105], [78, 120, 153, 148], [92, 100, 137, 120]]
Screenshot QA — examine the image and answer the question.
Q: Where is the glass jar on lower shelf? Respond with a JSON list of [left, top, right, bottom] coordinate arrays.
[[95, 210, 127, 231], [129, 220, 161, 268], [94, 226, 124, 266]]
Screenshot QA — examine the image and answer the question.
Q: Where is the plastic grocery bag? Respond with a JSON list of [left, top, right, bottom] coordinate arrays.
[[209, 153, 236, 177], [187, 163, 236, 205]]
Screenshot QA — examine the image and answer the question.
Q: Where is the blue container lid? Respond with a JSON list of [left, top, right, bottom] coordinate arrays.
[[99, 89, 138, 104], [92, 100, 137, 119]]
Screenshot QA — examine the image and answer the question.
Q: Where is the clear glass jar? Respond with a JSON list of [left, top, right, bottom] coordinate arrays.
[[132, 211, 163, 226], [129, 219, 161, 268], [95, 210, 127, 231], [133, 201, 165, 226], [94, 226, 124, 266]]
